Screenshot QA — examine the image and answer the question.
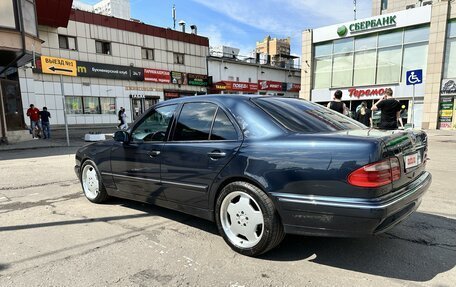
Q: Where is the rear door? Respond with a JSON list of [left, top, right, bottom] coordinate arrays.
[[160, 102, 242, 209]]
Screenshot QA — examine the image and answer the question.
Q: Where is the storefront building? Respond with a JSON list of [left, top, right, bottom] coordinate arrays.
[[208, 56, 301, 97], [19, 8, 209, 127], [301, 1, 456, 130]]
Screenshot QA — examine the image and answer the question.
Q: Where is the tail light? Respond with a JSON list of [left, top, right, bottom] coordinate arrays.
[[348, 157, 401, 188]]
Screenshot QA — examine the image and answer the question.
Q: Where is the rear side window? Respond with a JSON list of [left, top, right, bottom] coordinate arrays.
[[210, 109, 238, 140], [253, 98, 364, 133], [173, 102, 217, 141]]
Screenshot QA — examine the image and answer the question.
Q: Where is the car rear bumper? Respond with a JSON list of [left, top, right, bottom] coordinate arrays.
[[272, 171, 432, 237]]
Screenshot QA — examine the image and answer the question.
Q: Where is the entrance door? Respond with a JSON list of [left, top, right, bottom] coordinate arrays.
[[1, 80, 24, 130], [131, 98, 143, 121]]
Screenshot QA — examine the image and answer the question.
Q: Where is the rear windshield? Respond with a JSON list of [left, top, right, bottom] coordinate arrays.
[[252, 97, 365, 133]]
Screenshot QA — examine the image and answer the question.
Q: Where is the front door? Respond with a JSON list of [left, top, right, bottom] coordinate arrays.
[[1, 80, 25, 130], [110, 104, 177, 200], [160, 102, 242, 209]]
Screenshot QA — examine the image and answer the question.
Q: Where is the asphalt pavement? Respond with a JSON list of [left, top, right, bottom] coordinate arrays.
[[0, 130, 455, 286]]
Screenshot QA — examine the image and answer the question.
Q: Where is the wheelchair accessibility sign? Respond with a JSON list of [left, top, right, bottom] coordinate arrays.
[[406, 69, 423, 85]]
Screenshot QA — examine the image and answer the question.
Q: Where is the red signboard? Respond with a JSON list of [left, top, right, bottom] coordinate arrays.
[[144, 68, 171, 83], [214, 81, 258, 92], [258, 80, 283, 91], [348, 87, 387, 98], [287, 83, 301, 92]]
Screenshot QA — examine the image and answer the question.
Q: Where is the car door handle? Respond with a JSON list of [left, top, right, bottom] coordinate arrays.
[[149, 150, 161, 158], [207, 151, 226, 159]]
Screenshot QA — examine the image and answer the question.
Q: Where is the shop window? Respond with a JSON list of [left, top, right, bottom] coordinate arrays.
[[332, 52, 353, 87], [355, 35, 377, 51], [447, 21, 456, 38], [141, 48, 154, 60], [174, 53, 185, 65], [444, 38, 456, 78], [378, 30, 402, 47], [95, 40, 111, 55], [376, 46, 402, 84], [65, 96, 83, 114], [0, 0, 16, 28], [333, 38, 354, 54], [59, 35, 77, 50], [100, 97, 116, 114], [83, 97, 101, 114], [354, 50, 376, 86], [402, 43, 428, 83], [313, 56, 332, 89], [315, 42, 333, 57], [404, 26, 429, 44]]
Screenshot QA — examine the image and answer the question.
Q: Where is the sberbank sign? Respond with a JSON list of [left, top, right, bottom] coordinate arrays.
[[337, 15, 397, 37]]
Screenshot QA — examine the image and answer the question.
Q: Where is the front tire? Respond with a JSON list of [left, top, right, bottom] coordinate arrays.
[[80, 160, 108, 203], [215, 181, 285, 256]]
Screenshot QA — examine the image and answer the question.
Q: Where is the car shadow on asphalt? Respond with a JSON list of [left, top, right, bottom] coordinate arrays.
[[260, 212, 456, 282]]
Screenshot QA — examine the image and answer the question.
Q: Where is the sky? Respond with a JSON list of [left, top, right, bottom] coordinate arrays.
[[81, 0, 373, 57]]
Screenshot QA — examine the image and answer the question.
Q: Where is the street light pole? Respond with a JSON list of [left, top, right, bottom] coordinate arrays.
[[60, 75, 70, 146]]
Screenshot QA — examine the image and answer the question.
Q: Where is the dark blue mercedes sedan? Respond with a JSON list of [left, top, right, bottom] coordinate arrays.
[[75, 95, 431, 256]]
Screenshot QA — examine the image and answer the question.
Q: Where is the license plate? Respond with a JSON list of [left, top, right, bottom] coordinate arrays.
[[404, 153, 420, 169]]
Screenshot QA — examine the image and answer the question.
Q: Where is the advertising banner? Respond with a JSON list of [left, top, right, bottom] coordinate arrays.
[[144, 68, 171, 83], [76, 61, 144, 81], [187, 73, 209, 86], [439, 96, 454, 129], [441, 79, 456, 95], [170, 71, 187, 85], [258, 80, 283, 91]]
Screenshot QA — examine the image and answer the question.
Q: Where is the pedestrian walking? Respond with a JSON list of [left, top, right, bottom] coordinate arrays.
[[355, 101, 372, 128], [117, 107, 124, 129], [371, 88, 404, 130], [26, 104, 41, 139], [327, 90, 348, 115], [120, 107, 128, 130], [40, 107, 51, 139]]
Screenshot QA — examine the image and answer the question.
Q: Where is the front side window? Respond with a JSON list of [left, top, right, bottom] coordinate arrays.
[[173, 103, 217, 141], [131, 104, 177, 142]]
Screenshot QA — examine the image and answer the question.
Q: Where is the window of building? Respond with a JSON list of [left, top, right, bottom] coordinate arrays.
[[381, 0, 388, 10], [141, 48, 154, 60], [65, 96, 83, 114], [210, 109, 238, 141], [423, 1, 432, 6], [95, 40, 111, 55], [402, 43, 428, 82], [314, 56, 332, 89], [406, 4, 415, 9], [59, 35, 77, 50], [315, 42, 333, 57], [173, 53, 185, 65], [0, 0, 16, 28], [83, 97, 101, 114], [354, 50, 377, 86], [378, 30, 402, 47], [355, 35, 377, 51], [444, 21, 456, 78], [404, 26, 429, 44], [236, 77, 239, 81], [21, 0, 37, 36], [376, 46, 402, 84], [332, 52, 353, 87], [100, 97, 116, 114], [228, 76, 234, 81], [173, 103, 217, 141]]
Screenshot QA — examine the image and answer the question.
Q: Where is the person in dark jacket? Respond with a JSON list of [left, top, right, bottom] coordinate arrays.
[[372, 88, 404, 130], [355, 101, 372, 128], [39, 107, 51, 139], [327, 90, 348, 115], [117, 107, 124, 129]]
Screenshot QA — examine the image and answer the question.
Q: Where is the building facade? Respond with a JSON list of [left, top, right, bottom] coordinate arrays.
[[208, 54, 301, 98], [301, 0, 456, 130], [19, 8, 209, 127]]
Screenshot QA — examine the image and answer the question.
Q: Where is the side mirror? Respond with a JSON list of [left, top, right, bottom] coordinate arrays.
[[114, 131, 129, 143]]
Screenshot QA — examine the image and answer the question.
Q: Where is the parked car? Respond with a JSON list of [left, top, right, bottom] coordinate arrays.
[[75, 95, 431, 256]]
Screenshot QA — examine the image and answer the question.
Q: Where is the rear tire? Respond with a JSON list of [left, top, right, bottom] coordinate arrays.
[[215, 181, 285, 256], [80, 160, 109, 203]]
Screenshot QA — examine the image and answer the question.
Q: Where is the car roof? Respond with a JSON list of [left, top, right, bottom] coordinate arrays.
[[158, 94, 298, 105]]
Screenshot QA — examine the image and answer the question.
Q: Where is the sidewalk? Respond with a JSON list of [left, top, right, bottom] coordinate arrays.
[[0, 127, 116, 151]]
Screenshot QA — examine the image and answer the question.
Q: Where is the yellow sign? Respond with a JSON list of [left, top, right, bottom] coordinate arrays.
[[41, 56, 77, 76], [440, 110, 453, 117]]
